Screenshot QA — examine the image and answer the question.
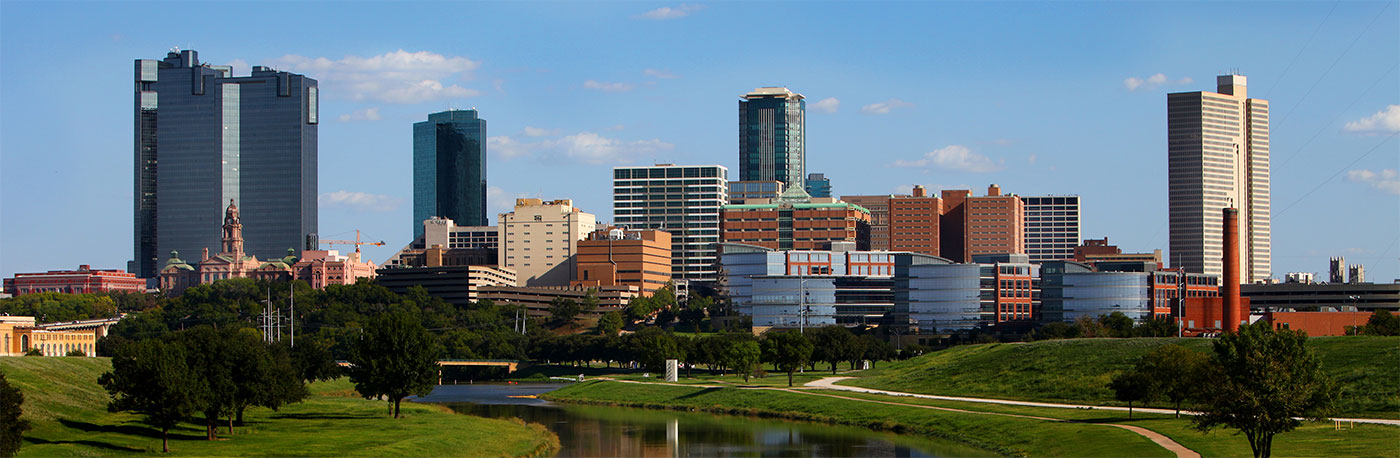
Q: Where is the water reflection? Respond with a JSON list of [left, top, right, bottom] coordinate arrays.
[[416, 383, 991, 458]]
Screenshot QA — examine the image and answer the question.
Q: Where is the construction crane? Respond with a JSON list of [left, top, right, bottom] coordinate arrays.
[[319, 230, 385, 263]]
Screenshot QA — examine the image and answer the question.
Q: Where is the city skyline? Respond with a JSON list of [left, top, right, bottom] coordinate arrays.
[[2, 2, 1397, 282]]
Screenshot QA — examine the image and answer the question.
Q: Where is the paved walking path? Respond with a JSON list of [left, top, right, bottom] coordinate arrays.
[[803, 377, 1400, 427]]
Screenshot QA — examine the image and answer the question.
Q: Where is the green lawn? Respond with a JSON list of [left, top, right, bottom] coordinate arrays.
[[1, 356, 557, 457], [848, 336, 1400, 418], [813, 389, 1400, 458], [543, 379, 1175, 457]]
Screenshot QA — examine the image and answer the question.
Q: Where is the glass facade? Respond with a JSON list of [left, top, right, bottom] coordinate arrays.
[[894, 262, 983, 332], [413, 110, 487, 237], [805, 173, 831, 198], [1058, 272, 1152, 322], [133, 50, 318, 277], [739, 88, 805, 189], [1021, 196, 1081, 263]]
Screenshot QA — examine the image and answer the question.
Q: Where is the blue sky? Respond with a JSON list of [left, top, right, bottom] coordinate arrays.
[[2, 1, 1397, 282]]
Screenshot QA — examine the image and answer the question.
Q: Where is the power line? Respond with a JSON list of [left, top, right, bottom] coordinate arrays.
[[1262, 1, 1340, 99], [1276, 63, 1398, 169], [1273, 2, 1394, 130], [1274, 131, 1399, 218]]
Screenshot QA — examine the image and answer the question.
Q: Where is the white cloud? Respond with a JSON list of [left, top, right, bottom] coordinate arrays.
[[488, 186, 533, 217], [811, 97, 841, 114], [583, 80, 634, 92], [643, 69, 679, 79], [636, 4, 704, 20], [1347, 169, 1400, 195], [1343, 105, 1400, 134], [861, 98, 913, 115], [488, 132, 673, 165], [893, 145, 1005, 173], [1124, 73, 1193, 91], [319, 191, 402, 212], [606, 124, 626, 131], [268, 50, 481, 104], [225, 58, 251, 77], [337, 107, 381, 122], [1027, 154, 1038, 165], [522, 126, 559, 137]]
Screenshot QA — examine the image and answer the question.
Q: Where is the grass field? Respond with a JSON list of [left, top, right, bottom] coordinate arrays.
[[847, 336, 1400, 418], [543, 379, 1176, 457], [815, 389, 1400, 458], [1, 356, 558, 457]]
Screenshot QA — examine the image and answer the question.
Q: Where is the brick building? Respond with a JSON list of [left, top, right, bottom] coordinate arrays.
[[573, 227, 672, 295], [721, 187, 871, 251], [887, 184, 1024, 262], [5, 265, 146, 296]]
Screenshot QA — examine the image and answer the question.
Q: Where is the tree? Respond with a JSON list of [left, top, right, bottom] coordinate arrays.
[[1362, 310, 1400, 336], [171, 327, 238, 440], [1134, 315, 1179, 337], [628, 327, 680, 372], [858, 334, 895, 369], [722, 340, 761, 383], [1099, 312, 1134, 337], [99, 340, 203, 453], [1073, 315, 1108, 337], [1, 371, 31, 458], [1032, 321, 1080, 340], [290, 337, 342, 383], [548, 298, 581, 327], [1109, 369, 1155, 418], [596, 311, 624, 336], [1138, 344, 1208, 417], [810, 326, 856, 375], [761, 330, 813, 387], [347, 311, 443, 418], [1193, 322, 1337, 458]]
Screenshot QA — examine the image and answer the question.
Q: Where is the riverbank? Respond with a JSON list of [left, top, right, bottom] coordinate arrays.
[[542, 379, 1179, 457], [848, 336, 1400, 418], [1, 356, 558, 457]]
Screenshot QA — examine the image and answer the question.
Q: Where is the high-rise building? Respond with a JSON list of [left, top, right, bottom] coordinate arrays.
[[888, 186, 942, 256], [841, 194, 907, 251], [739, 87, 805, 189], [1021, 195, 1081, 262], [499, 199, 595, 286], [574, 227, 672, 295], [413, 109, 487, 237], [133, 49, 318, 278], [805, 173, 831, 198], [887, 184, 1024, 262], [613, 164, 728, 283], [1168, 75, 1271, 282]]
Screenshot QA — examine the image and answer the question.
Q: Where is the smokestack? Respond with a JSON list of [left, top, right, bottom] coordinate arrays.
[[1222, 207, 1242, 333]]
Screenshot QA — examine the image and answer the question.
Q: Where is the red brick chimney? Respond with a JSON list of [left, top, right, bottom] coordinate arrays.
[[1223, 207, 1242, 333]]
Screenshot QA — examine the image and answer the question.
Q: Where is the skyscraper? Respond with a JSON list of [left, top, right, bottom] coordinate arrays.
[[413, 109, 487, 237], [1167, 75, 1271, 282], [805, 172, 831, 198], [739, 87, 805, 189], [613, 164, 728, 282], [1021, 195, 1081, 262], [133, 49, 318, 278]]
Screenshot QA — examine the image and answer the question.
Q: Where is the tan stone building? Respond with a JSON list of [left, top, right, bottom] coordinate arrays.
[[574, 227, 672, 295], [499, 199, 596, 286], [2, 316, 119, 357]]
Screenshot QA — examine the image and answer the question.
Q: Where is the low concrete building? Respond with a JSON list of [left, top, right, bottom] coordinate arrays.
[[1242, 282, 1400, 312], [375, 265, 518, 307], [477, 285, 639, 319]]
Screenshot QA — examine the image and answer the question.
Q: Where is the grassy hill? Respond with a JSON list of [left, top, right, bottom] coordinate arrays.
[[847, 336, 1399, 418], [0, 356, 557, 457]]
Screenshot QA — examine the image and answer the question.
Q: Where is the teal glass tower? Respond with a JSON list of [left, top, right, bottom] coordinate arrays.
[[413, 110, 487, 237], [739, 87, 805, 189]]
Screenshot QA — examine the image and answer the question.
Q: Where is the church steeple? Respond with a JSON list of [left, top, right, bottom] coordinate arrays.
[[222, 199, 244, 257]]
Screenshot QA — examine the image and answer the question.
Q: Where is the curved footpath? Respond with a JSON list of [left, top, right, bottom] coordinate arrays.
[[599, 377, 1200, 458], [806, 376, 1400, 427]]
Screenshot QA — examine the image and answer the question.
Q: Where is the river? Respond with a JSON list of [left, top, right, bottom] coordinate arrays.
[[415, 383, 992, 457]]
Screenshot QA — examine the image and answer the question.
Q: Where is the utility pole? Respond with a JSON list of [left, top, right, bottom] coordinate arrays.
[[289, 284, 295, 347]]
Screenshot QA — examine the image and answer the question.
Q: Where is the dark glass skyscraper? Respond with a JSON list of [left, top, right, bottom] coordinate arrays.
[[132, 49, 318, 278], [739, 87, 805, 189], [413, 110, 487, 237]]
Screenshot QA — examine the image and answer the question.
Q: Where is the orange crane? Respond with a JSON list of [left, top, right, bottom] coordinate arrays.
[[319, 230, 385, 262]]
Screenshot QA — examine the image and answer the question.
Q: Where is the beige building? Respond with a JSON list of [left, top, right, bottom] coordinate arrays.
[[499, 199, 596, 286], [1168, 75, 1271, 283], [2, 316, 120, 357]]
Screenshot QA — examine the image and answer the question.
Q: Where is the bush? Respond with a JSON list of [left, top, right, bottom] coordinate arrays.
[[22, 348, 41, 357], [65, 349, 86, 357]]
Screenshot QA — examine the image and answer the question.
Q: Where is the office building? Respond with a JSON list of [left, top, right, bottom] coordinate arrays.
[[1021, 195, 1081, 262], [1167, 75, 1271, 282], [613, 164, 728, 282], [499, 198, 596, 286], [133, 49, 318, 278], [888, 186, 942, 255], [739, 87, 805, 188], [805, 173, 831, 198], [887, 184, 1025, 262], [728, 180, 784, 204], [719, 242, 900, 328], [413, 110, 487, 237], [721, 187, 871, 251], [574, 227, 672, 295], [1242, 282, 1399, 312], [384, 217, 498, 269], [157, 200, 299, 294], [4, 265, 146, 296], [478, 285, 638, 319], [1073, 238, 1163, 269], [841, 194, 906, 251], [375, 265, 517, 308]]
